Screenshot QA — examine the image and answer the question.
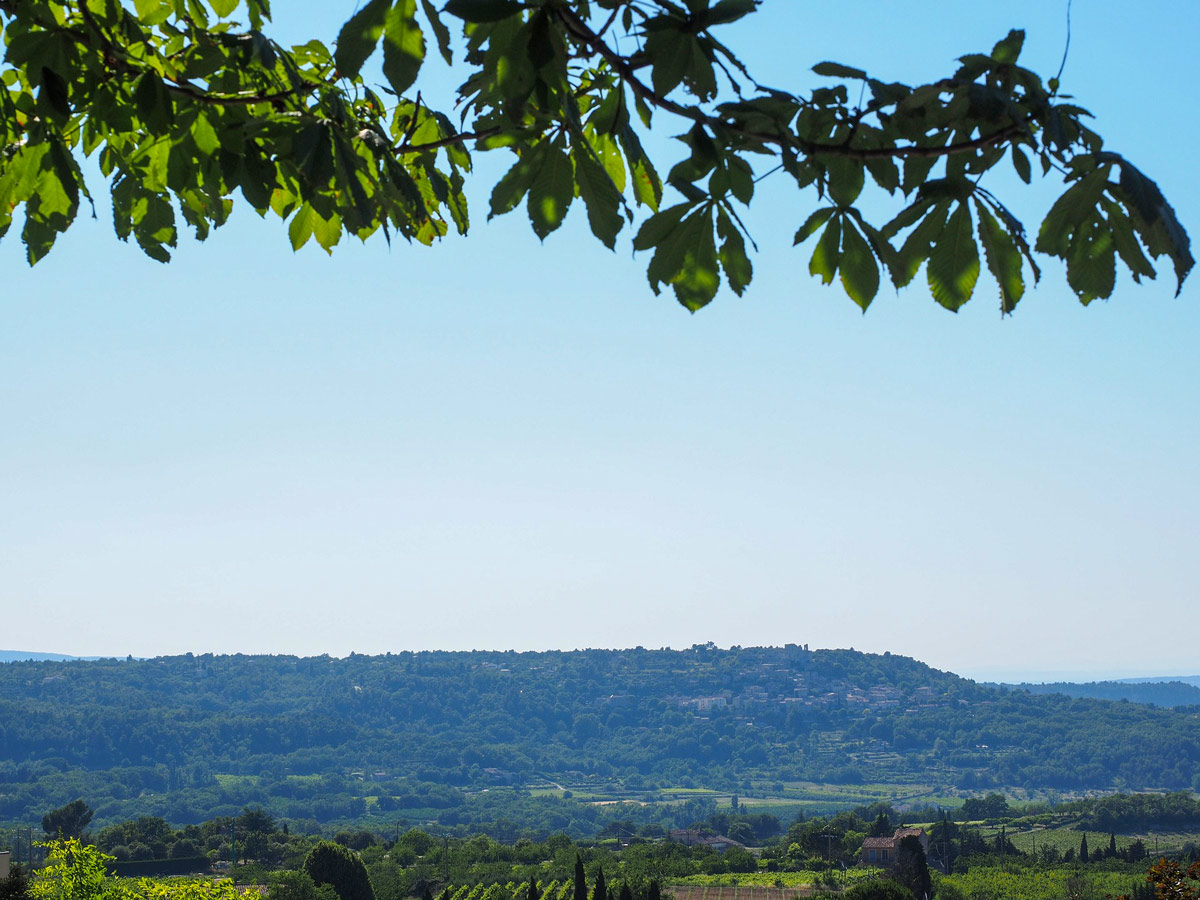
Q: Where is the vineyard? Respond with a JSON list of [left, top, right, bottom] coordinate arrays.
[[668, 885, 812, 900], [439, 881, 576, 900]]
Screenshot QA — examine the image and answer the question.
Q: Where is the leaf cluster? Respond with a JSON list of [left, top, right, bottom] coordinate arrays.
[[1, 1, 1192, 311]]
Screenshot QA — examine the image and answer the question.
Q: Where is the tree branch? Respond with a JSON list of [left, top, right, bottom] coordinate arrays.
[[553, 5, 1030, 162]]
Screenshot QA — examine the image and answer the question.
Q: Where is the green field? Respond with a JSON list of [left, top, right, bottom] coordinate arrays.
[[942, 866, 1144, 900]]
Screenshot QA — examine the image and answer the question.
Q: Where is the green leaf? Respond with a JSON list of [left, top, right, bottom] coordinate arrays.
[[333, 0, 389, 79], [812, 61, 866, 80], [1066, 217, 1115, 304], [901, 155, 938, 195], [839, 219, 879, 311], [420, 0, 453, 63], [865, 157, 899, 194], [382, 0, 425, 96], [793, 207, 835, 245], [927, 202, 979, 311], [191, 113, 221, 156], [824, 157, 865, 207], [527, 145, 573, 240], [991, 29, 1025, 65], [633, 203, 692, 252], [621, 127, 662, 211], [573, 145, 624, 250], [1100, 197, 1156, 284], [289, 202, 316, 250], [134, 73, 174, 133], [1011, 145, 1031, 184], [975, 200, 1024, 314], [39, 67, 70, 120], [891, 201, 948, 287], [716, 207, 752, 296], [443, 0, 524, 23], [133, 0, 172, 24], [311, 208, 343, 253], [808, 215, 841, 286], [645, 29, 694, 98], [1114, 159, 1194, 294], [646, 209, 703, 293], [209, 0, 239, 17], [649, 209, 720, 312], [1035, 166, 1109, 257], [489, 143, 545, 219], [701, 0, 758, 27]]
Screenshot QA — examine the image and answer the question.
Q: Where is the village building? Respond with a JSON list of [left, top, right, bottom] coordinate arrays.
[[860, 827, 929, 867], [668, 829, 745, 852]]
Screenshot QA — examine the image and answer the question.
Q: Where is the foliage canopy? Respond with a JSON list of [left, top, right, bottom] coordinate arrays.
[[0, 0, 1192, 311], [303, 841, 375, 900]]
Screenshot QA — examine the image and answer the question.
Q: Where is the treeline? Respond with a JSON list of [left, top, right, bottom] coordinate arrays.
[[1057, 792, 1200, 833], [2, 648, 1200, 825], [1008, 681, 1200, 708]]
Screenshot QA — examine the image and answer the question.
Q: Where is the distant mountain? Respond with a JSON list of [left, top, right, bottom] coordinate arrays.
[[0, 650, 85, 662], [1117, 675, 1200, 689], [1005, 679, 1200, 708]]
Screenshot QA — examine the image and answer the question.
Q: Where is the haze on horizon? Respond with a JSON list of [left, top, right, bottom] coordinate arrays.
[[2, 1, 1197, 679]]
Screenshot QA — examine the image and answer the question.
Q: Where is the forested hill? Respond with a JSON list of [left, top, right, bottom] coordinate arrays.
[[1, 646, 1198, 829], [1007, 680, 1200, 708]]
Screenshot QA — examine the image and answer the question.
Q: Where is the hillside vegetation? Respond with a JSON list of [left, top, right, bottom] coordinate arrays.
[[1, 647, 1199, 828]]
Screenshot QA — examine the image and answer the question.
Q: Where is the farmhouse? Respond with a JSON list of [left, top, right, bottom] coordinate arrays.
[[668, 829, 745, 852], [860, 827, 929, 866]]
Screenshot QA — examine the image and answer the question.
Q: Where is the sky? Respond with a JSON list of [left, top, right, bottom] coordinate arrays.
[[2, 1, 1197, 682]]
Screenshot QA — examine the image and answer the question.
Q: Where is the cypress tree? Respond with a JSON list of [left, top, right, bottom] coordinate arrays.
[[592, 869, 607, 900], [528, 877, 541, 900], [619, 884, 632, 900], [649, 882, 661, 900], [574, 855, 587, 900], [1108, 833, 1117, 859], [1080, 834, 1089, 863]]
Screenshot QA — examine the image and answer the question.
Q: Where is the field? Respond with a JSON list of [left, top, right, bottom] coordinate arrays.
[[978, 823, 1200, 857]]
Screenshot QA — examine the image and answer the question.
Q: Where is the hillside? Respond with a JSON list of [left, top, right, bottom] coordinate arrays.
[[1, 647, 1198, 831]]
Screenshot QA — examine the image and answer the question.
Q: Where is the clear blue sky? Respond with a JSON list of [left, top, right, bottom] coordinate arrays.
[[2, 1, 1197, 681]]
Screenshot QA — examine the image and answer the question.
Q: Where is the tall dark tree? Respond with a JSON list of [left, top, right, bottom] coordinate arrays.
[[574, 855, 587, 900], [41, 800, 93, 840], [303, 841, 376, 900], [1080, 834, 1090, 863], [618, 884, 632, 900], [527, 877, 540, 900], [895, 835, 932, 900], [592, 868, 607, 900], [648, 882, 661, 900], [1109, 833, 1118, 859], [870, 812, 893, 837]]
